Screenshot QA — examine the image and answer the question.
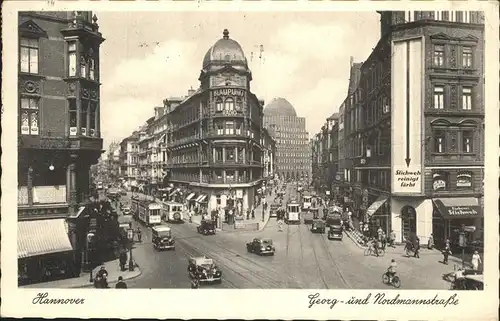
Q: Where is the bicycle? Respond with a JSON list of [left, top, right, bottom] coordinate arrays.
[[382, 272, 401, 288], [364, 245, 385, 257]]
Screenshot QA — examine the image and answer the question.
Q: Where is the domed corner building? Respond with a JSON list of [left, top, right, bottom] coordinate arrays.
[[165, 29, 266, 215], [263, 98, 311, 181]]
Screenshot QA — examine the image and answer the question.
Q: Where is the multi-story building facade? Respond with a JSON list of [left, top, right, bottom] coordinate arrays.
[[106, 141, 121, 183], [261, 128, 276, 180], [164, 29, 265, 212], [17, 11, 105, 283], [310, 134, 322, 191], [119, 131, 140, 189], [263, 97, 311, 181], [341, 11, 484, 246]]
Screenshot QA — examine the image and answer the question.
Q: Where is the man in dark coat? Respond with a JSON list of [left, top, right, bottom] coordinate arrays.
[[119, 250, 128, 271], [115, 276, 128, 289]]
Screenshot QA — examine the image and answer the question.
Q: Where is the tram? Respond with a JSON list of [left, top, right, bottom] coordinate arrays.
[[131, 196, 162, 226], [285, 201, 301, 224]]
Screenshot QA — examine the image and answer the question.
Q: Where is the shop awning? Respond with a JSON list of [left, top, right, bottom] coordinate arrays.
[[365, 195, 389, 218], [433, 197, 483, 220], [18, 219, 73, 259], [196, 194, 207, 203], [186, 193, 196, 201]]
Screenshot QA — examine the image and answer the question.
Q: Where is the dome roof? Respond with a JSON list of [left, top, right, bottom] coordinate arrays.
[[264, 98, 297, 117], [203, 29, 247, 68]]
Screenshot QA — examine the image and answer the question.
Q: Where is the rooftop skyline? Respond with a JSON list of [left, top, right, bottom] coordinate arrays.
[[97, 11, 380, 148]]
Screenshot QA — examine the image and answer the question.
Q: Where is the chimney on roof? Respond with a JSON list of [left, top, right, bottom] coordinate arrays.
[[188, 86, 195, 96], [350, 56, 354, 67]]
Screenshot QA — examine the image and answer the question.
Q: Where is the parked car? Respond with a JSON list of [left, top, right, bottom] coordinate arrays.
[[197, 220, 216, 235], [152, 225, 175, 250], [328, 225, 343, 240], [187, 256, 222, 284], [246, 238, 275, 256], [269, 203, 280, 218], [311, 219, 326, 234]]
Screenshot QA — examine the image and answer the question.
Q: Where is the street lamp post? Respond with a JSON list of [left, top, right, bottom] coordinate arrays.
[[458, 226, 467, 269], [127, 228, 135, 271]]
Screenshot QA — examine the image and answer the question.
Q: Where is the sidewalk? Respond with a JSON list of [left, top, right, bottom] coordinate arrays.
[[21, 258, 142, 289]]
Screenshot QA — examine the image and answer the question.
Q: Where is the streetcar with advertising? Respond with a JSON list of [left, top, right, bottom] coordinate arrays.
[[285, 201, 301, 224], [131, 196, 162, 226], [160, 201, 185, 223], [302, 193, 313, 210]]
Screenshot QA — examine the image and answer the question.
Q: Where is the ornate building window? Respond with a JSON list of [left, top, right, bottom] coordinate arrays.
[[224, 98, 234, 111], [68, 42, 77, 76], [462, 131, 473, 153], [235, 121, 242, 135], [433, 44, 445, 67], [462, 47, 473, 68], [216, 98, 223, 112], [89, 57, 96, 80], [80, 56, 87, 78], [225, 121, 234, 135], [20, 97, 39, 135], [227, 148, 235, 161], [69, 99, 77, 136], [89, 102, 97, 136], [434, 130, 446, 153], [433, 86, 444, 109], [235, 97, 243, 111], [80, 101, 88, 135], [216, 121, 224, 135], [20, 38, 39, 74], [461, 87, 472, 110]]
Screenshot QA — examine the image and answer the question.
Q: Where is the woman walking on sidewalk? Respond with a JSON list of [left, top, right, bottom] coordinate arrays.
[[442, 239, 451, 265], [471, 250, 482, 272]]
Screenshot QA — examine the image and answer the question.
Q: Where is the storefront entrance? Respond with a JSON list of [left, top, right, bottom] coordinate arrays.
[[401, 205, 416, 241]]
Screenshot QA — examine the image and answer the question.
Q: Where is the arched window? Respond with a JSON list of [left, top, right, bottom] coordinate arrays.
[[235, 97, 243, 111], [224, 98, 234, 111], [216, 98, 223, 112]]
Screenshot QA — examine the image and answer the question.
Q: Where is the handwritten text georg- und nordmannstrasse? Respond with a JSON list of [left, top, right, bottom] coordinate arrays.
[[307, 292, 459, 309]]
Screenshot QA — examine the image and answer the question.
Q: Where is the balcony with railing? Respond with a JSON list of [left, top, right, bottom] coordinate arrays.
[[18, 129, 102, 151], [18, 185, 69, 220]]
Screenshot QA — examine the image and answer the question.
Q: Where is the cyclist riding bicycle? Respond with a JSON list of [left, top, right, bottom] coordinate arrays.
[[387, 259, 397, 282]]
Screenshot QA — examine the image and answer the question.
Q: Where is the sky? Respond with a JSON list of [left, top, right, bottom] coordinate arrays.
[[97, 11, 380, 148]]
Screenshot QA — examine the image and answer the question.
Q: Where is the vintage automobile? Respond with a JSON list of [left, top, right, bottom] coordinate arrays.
[[269, 203, 280, 218], [303, 210, 314, 225], [327, 222, 343, 240], [311, 219, 326, 234], [450, 271, 484, 290], [187, 256, 222, 283], [246, 238, 275, 256], [197, 220, 216, 235], [152, 225, 175, 250]]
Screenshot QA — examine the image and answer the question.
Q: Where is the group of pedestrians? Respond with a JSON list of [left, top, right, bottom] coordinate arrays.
[[93, 266, 128, 289]]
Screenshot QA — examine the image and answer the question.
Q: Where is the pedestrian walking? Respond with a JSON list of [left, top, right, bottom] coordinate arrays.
[[119, 250, 128, 271], [427, 233, 434, 250], [381, 231, 387, 250], [251, 207, 255, 219], [442, 239, 451, 265], [136, 227, 142, 242], [115, 276, 128, 289], [389, 230, 396, 248], [363, 224, 369, 238], [471, 250, 481, 271], [246, 208, 250, 220], [413, 237, 420, 258]]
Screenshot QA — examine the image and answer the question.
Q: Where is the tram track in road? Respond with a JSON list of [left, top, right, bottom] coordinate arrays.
[[300, 222, 330, 289], [185, 239, 283, 288], [319, 233, 351, 288], [171, 231, 282, 288]]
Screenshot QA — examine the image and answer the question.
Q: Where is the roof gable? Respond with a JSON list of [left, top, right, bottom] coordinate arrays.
[[19, 19, 48, 38]]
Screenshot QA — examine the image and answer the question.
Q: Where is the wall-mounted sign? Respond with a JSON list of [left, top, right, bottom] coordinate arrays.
[[456, 172, 472, 188], [394, 169, 422, 191], [213, 88, 245, 97], [433, 173, 447, 191]]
